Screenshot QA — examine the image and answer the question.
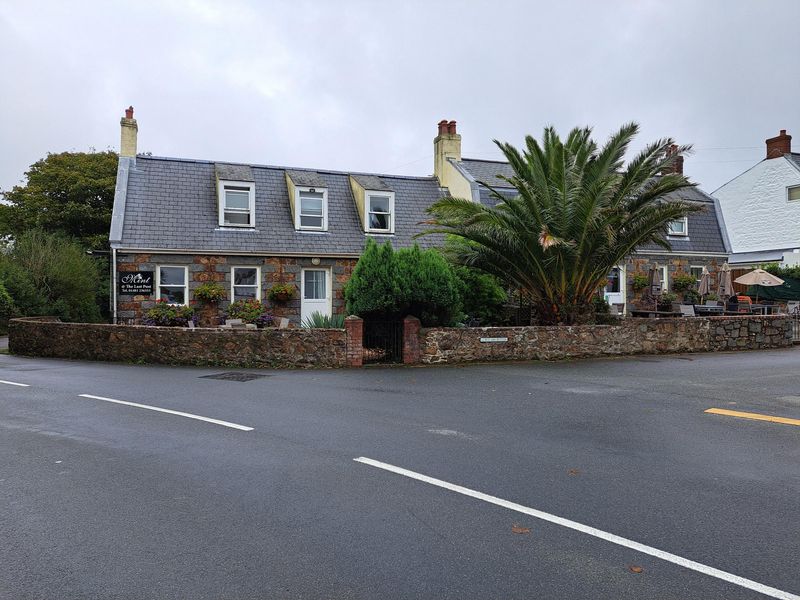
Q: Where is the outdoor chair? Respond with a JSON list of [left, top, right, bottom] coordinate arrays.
[[736, 296, 753, 313], [787, 301, 799, 315], [679, 305, 696, 317]]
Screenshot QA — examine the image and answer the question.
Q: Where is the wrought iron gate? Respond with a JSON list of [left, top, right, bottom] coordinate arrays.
[[363, 320, 403, 364]]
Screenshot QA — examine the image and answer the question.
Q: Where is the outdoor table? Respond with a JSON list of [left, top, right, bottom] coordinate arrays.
[[750, 304, 777, 315], [694, 306, 724, 315], [630, 310, 683, 318]]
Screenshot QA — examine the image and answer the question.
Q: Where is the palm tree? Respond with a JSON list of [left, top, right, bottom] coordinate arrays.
[[421, 123, 702, 325]]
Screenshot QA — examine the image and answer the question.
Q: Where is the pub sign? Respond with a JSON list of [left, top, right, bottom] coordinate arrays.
[[119, 271, 154, 295]]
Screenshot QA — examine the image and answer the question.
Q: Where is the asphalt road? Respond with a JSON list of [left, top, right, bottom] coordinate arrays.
[[1, 348, 799, 599]]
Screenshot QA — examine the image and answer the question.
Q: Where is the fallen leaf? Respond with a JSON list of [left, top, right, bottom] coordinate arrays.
[[628, 565, 643, 574], [568, 469, 580, 476], [511, 524, 531, 534]]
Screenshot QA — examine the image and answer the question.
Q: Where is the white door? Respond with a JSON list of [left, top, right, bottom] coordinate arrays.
[[603, 266, 626, 310], [301, 268, 331, 323]]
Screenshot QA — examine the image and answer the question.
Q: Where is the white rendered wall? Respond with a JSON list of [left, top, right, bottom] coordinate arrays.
[[714, 158, 800, 253]]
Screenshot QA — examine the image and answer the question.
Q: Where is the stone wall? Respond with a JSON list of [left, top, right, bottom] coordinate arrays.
[[116, 253, 357, 325], [9, 317, 349, 369], [417, 315, 792, 364]]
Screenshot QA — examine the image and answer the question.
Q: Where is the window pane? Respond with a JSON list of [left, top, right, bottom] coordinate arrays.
[[234, 268, 257, 286], [605, 268, 620, 293], [300, 215, 323, 228], [369, 195, 390, 213], [369, 212, 389, 230], [234, 287, 257, 301], [160, 267, 185, 286], [301, 196, 323, 216], [304, 270, 326, 299], [300, 191, 324, 201], [160, 286, 185, 304], [789, 186, 800, 201], [669, 220, 685, 234], [225, 190, 250, 210], [225, 211, 251, 225]]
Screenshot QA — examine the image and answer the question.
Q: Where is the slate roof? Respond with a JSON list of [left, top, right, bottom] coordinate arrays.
[[116, 156, 445, 255], [458, 158, 728, 255], [786, 153, 800, 173]]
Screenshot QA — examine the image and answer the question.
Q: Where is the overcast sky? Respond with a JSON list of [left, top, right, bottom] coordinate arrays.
[[1, 0, 798, 195]]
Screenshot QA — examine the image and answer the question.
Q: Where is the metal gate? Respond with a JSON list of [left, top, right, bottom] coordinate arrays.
[[363, 320, 403, 364], [792, 310, 800, 344]]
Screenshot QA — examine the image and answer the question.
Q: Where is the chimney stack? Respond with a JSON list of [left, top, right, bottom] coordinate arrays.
[[433, 118, 461, 182], [765, 129, 791, 159], [120, 106, 138, 158], [662, 144, 684, 176]]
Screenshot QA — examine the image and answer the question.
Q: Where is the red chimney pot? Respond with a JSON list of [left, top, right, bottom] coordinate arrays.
[[448, 120, 457, 135], [437, 119, 449, 136], [125, 106, 134, 119]]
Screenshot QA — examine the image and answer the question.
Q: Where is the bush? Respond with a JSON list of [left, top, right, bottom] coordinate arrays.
[[671, 272, 696, 293], [194, 282, 226, 303], [659, 291, 678, 305], [143, 300, 195, 327], [452, 266, 507, 325], [302, 311, 345, 328], [763, 262, 800, 280], [0, 230, 102, 322], [267, 283, 295, 302], [395, 245, 462, 326], [345, 239, 402, 318], [683, 289, 701, 304], [0, 281, 17, 333], [226, 299, 273, 326]]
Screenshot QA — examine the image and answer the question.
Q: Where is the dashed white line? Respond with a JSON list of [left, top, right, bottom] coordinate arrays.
[[0, 380, 29, 387], [78, 394, 254, 431], [354, 457, 799, 600]]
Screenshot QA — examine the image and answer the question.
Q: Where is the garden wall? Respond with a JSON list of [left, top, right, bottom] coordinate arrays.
[[416, 315, 793, 364], [9, 317, 353, 369]]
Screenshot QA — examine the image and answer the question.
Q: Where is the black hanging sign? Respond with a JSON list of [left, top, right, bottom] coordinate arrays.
[[119, 271, 154, 295]]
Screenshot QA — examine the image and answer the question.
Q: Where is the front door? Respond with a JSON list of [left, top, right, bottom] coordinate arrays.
[[301, 268, 332, 323], [604, 266, 625, 310]]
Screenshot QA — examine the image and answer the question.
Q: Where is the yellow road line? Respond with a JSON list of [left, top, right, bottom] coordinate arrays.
[[705, 408, 800, 427]]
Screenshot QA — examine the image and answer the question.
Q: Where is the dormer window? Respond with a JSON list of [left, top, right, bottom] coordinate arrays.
[[219, 181, 255, 227], [296, 188, 328, 230], [366, 192, 394, 233], [668, 217, 688, 236]]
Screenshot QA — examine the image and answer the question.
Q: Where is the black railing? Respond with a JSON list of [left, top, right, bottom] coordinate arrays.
[[363, 320, 403, 364]]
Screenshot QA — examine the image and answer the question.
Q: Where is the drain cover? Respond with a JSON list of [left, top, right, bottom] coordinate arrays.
[[200, 372, 270, 382]]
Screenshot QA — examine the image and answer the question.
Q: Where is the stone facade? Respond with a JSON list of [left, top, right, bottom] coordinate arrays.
[[116, 253, 357, 325], [9, 317, 351, 369], [416, 316, 792, 364]]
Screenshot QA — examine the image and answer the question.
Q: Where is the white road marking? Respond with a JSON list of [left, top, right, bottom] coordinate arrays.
[[354, 457, 799, 600], [78, 394, 254, 431], [0, 380, 29, 387]]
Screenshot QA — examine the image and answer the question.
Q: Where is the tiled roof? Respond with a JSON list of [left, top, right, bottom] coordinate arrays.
[[786, 153, 800, 173], [459, 159, 728, 255], [117, 156, 444, 255]]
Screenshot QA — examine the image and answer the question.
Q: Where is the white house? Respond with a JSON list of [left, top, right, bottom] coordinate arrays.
[[713, 130, 800, 267]]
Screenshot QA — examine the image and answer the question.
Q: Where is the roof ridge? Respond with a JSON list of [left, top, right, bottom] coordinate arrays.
[[461, 157, 510, 164], [136, 154, 438, 182]]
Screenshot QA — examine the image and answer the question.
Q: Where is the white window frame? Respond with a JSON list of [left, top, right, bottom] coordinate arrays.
[[667, 217, 688, 236], [365, 191, 395, 234], [156, 265, 188, 306], [689, 265, 704, 284], [788, 185, 800, 202], [294, 186, 328, 231], [230, 266, 261, 302], [661, 266, 669, 291], [218, 180, 255, 228]]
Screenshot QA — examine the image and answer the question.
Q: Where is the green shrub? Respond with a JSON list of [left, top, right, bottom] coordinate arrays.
[[267, 283, 295, 302], [452, 266, 507, 325], [143, 300, 195, 327], [302, 311, 345, 328], [226, 299, 273, 326], [194, 282, 226, 303], [345, 239, 402, 318], [0, 230, 102, 322], [671, 272, 696, 293], [0, 281, 17, 333], [395, 245, 462, 326], [683, 289, 701, 304], [763, 262, 800, 280], [660, 291, 679, 305]]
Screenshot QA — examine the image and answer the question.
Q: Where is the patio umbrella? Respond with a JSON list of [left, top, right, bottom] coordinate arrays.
[[733, 268, 784, 303], [648, 263, 663, 310], [698, 266, 711, 297], [717, 263, 733, 299]]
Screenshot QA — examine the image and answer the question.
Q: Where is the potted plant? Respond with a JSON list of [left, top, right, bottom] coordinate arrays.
[[143, 299, 196, 327], [267, 283, 295, 303], [193, 282, 226, 327], [631, 272, 649, 293], [658, 291, 679, 311]]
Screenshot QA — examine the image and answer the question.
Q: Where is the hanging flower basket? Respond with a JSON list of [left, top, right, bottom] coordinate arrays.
[[268, 284, 295, 303]]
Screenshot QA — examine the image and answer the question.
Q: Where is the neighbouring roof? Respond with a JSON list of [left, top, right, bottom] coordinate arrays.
[[728, 248, 799, 265], [116, 156, 444, 255], [786, 153, 800, 173], [457, 158, 728, 256]]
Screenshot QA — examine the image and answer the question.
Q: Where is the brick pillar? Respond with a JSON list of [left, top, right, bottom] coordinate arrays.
[[345, 315, 363, 367], [403, 315, 421, 365]]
